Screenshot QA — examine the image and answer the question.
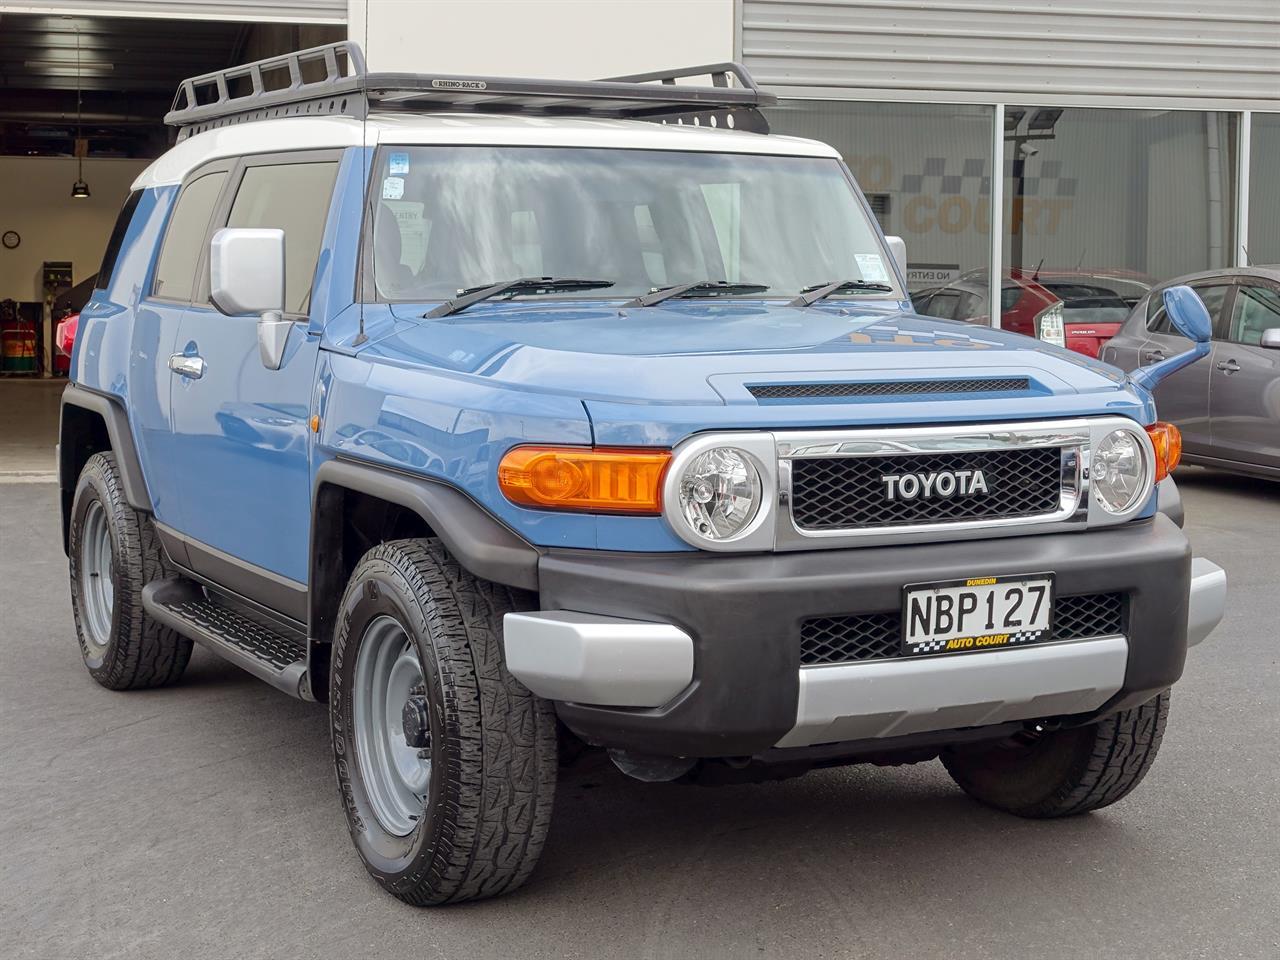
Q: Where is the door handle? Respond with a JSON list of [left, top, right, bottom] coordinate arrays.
[[1215, 358, 1241, 374], [168, 354, 206, 379], [1141, 348, 1167, 365]]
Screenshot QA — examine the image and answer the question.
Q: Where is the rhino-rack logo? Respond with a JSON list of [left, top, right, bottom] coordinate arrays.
[[431, 78, 488, 91], [881, 469, 988, 501]]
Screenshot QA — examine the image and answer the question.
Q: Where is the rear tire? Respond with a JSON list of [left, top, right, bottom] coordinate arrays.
[[68, 451, 191, 689], [330, 538, 557, 905], [941, 691, 1170, 818]]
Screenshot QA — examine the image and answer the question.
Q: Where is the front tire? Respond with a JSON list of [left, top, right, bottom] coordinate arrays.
[[68, 452, 191, 689], [942, 691, 1170, 818], [330, 539, 557, 905]]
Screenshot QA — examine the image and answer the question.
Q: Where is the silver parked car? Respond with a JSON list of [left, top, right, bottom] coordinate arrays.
[[1103, 267, 1280, 479]]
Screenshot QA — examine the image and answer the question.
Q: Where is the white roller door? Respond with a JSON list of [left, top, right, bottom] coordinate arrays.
[[740, 0, 1280, 109]]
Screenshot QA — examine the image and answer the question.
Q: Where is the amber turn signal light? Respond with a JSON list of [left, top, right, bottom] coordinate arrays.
[[498, 446, 671, 514], [1145, 422, 1182, 483]]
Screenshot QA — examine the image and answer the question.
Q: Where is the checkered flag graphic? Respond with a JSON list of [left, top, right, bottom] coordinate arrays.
[[899, 158, 1077, 198]]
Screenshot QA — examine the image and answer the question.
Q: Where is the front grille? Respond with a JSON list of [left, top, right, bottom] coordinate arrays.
[[790, 447, 1062, 530], [1052, 592, 1127, 642], [799, 592, 1127, 666], [750, 377, 1030, 401], [802, 613, 900, 665]]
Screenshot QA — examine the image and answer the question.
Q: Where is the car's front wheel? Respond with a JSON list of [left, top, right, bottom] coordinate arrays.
[[941, 691, 1170, 818], [329, 539, 557, 905]]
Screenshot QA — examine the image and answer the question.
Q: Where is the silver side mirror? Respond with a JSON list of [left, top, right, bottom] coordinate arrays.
[[884, 236, 908, 281], [209, 227, 291, 370], [1261, 328, 1280, 350]]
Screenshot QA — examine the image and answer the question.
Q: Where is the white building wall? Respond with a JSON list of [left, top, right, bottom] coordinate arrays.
[[0, 157, 149, 303], [349, 0, 735, 78]]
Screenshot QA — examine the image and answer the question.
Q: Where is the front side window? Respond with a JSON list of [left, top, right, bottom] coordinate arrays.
[[370, 146, 895, 303], [227, 161, 340, 314], [152, 171, 227, 301], [1148, 284, 1229, 335], [1226, 285, 1280, 346]]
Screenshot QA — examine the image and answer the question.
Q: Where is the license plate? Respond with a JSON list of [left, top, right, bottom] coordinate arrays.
[[901, 574, 1055, 657]]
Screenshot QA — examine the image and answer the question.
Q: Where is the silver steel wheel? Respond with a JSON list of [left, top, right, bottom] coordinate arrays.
[[353, 615, 432, 837], [79, 498, 115, 650]]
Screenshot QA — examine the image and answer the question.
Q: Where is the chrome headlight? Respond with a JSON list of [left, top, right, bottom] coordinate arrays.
[[1092, 428, 1149, 514], [677, 447, 761, 539], [663, 434, 777, 551]]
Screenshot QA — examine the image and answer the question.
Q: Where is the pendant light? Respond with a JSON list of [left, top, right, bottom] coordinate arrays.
[[71, 23, 90, 199]]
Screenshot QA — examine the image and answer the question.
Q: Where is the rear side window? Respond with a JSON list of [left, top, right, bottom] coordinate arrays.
[[152, 171, 228, 301], [227, 161, 340, 314], [97, 190, 141, 290]]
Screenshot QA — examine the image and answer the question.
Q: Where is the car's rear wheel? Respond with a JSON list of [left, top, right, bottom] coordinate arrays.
[[330, 538, 557, 905], [941, 691, 1169, 818], [68, 451, 191, 689]]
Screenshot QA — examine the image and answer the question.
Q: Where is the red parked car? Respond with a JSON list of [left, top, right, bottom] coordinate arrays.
[[912, 269, 1149, 358]]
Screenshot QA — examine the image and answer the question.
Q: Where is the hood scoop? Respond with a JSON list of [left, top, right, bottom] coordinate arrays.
[[748, 377, 1033, 402]]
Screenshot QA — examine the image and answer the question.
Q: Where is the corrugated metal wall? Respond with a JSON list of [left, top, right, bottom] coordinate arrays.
[[3, 1, 347, 23], [741, 1, 1280, 108]]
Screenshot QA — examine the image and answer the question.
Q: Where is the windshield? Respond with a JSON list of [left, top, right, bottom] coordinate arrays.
[[370, 146, 896, 302]]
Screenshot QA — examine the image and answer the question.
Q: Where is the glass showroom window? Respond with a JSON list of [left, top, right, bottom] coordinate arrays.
[[1248, 113, 1280, 264], [766, 101, 995, 320], [999, 107, 1237, 339]]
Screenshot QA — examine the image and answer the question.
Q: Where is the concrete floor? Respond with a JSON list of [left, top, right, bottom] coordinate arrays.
[[2, 468, 1279, 959], [0, 378, 62, 480]]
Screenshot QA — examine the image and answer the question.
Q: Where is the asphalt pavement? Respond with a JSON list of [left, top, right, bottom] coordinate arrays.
[[2, 471, 1278, 960]]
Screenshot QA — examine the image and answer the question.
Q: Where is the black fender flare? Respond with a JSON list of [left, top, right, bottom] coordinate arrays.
[[59, 385, 152, 552], [59, 385, 152, 511], [310, 459, 541, 640]]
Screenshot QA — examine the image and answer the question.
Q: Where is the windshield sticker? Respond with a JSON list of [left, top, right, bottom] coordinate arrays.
[[388, 152, 410, 176], [381, 176, 404, 200], [855, 253, 891, 284]]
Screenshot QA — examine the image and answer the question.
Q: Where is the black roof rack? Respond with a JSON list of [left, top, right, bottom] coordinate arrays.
[[164, 41, 776, 140]]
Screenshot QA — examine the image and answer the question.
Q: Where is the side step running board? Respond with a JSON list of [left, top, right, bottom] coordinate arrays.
[[142, 579, 312, 700]]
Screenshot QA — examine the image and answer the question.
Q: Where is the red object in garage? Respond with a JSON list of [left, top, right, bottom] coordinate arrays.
[[55, 312, 79, 372], [56, 312, 78, 355]]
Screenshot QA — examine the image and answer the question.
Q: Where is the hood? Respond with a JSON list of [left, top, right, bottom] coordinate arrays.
[[381, 299, 1126, 398], [372, 299, 1151, 445]]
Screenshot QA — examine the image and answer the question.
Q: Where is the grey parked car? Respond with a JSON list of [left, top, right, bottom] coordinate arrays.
[[1103, 267, 1280, 479]]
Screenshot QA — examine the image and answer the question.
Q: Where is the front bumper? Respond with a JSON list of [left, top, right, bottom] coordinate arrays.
[[503, 514, 1225, 757]]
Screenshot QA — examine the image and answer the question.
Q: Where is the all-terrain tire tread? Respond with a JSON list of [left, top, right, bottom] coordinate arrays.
[[69, 452, 191, 689], [943, 691, 1169, 819], [339, 538, 556, 905]]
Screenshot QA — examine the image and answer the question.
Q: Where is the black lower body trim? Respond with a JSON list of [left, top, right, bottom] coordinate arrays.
[[540, 515, 1191, 758]]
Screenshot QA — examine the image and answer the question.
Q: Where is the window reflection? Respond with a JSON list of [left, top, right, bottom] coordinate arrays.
[[1248, 113, 1280, 265], [1001, 107, 1236, 329], [765, 101, 994, 296]]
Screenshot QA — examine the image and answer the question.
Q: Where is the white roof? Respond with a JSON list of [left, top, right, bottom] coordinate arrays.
[[133, 113, 841, 189]]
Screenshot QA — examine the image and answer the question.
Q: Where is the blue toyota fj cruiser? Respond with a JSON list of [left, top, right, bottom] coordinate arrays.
[[59, 43, 1227, 905]]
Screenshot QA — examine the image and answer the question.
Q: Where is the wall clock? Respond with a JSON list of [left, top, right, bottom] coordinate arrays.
[[1, 231, 19, 250]]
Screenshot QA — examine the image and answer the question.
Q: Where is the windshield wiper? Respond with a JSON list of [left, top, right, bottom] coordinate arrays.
[[624, 280, 769, 308], [425, 277, 614, 318], [789, 279, 894, 307]]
